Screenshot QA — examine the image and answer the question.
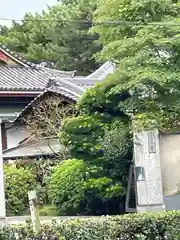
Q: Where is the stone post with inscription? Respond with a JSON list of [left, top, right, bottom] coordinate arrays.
[[133, 129, 165, 213]]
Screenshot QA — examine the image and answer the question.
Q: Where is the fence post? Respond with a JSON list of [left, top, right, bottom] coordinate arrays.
[[0, 119, 6, 220], [28, 190, 41, 233]]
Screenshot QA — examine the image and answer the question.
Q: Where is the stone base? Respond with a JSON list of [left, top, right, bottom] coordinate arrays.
[[137, 204, 166, 213]]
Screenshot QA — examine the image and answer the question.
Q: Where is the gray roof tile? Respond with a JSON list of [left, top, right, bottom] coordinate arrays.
[[0, 44, 79, 91], [0, 66, 51, 91], [0, 65, 80, 91], [0, 46, 115, 92], [0, 44, 115, 92], [44, 67, 76, 78]]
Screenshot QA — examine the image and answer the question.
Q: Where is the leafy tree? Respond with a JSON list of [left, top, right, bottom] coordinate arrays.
[[60, 114, 106, 161], [23, 95, 129, 215], [60, 115, 132, 214], [1, 0, 100, 75], [100, 121, 132, 182], [89, 0, 180, 130], [59, 0, 180, 215], [61, 116, 132, 176]]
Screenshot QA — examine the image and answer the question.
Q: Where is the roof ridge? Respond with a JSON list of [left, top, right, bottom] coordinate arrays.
[[44, 67, 76, 77], [85, 61, 115, 80], [48, 78, 84, 94]]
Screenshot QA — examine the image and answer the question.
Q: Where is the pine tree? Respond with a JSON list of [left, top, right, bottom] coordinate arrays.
[[0, 0, 100, 75]]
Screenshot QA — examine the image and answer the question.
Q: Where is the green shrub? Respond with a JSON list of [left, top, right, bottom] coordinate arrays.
[[1, 212, 180, 239], [49, 159, 126, 215], [49, 159, 86, 215], [4, 165, 36, 216], [19, 158, 61, 206]]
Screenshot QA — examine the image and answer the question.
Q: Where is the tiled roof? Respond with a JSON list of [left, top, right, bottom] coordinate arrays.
[[63, 61, 115, 89], [47, 78, 84, 100], [65, 77, 103, 89], [0, 44, 115, 92], [0, 62, 115, 91], [0, 65, 52, 91], [0, 44, 79, 91], [0, 64, 83, 91], [44, 67, 76, 78], [85, 61, 115, 80], [13, 78, 85, 123], [12, 61, 115, 122]]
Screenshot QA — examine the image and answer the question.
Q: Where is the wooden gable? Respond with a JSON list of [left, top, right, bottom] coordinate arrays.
[[0, 45, 28, 66], [0, 50, 18, 65]]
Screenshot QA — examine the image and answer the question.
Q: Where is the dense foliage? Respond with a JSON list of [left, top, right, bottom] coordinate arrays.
[[59, 0, 180, 215], [0, 0, 100, 75], [4, 165, 36, 216], [1, 212, 180, 239], [6, 159, 62, 216], [61, 117, 132, 182], [60, 117, 132, 215], [49, 159, 86, 215], [49, 159, 127, 215], [5, 0, 180, 217], [0, 25, 8, 36], [88, 0, 180, 130]]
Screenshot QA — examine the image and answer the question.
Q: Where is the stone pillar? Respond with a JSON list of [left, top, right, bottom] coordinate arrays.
[[133, 129, 165, 213], [0, 120, 6, 219]]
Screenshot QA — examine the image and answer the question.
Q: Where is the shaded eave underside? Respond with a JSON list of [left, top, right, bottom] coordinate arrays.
[[3, 137, 60, 159]]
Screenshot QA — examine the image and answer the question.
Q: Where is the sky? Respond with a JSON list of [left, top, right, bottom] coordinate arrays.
[[0, 0, 57, 26]]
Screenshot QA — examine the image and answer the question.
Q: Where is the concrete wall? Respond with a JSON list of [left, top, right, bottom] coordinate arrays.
[[160, 133, 180, 196], [6, 125, 29, 149], [164, 195, 180, 211]]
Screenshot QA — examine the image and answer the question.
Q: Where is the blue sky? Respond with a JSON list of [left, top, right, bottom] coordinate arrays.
[[0, 0, 57, 26]]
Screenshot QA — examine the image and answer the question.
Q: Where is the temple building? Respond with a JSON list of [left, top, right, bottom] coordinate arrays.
[[0, 43, 115, 219], [0, 44, 114, 159]]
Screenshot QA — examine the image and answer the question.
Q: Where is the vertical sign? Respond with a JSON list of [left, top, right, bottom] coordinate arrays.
[[148, 130, 156, 153]]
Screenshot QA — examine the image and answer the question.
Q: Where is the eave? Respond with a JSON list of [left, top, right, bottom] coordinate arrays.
[[0, 91, 42, 97]]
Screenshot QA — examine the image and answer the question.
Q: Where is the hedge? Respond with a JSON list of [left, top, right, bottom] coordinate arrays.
[[1, 211, 180, 239]]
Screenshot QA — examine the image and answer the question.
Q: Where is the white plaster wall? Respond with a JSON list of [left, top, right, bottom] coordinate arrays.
[[160, 133, 180, 196], [6, 125, 29, 149]]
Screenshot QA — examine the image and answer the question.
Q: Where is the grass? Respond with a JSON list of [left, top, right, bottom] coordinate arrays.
[[38, 204, 58, 216]]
